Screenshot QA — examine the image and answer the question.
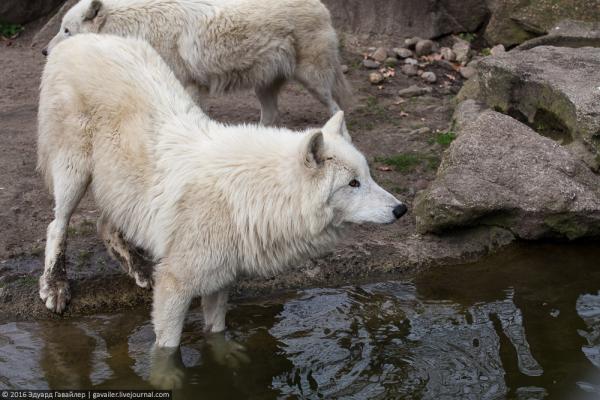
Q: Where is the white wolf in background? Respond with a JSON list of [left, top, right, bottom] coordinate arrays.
[[38, 34, 406, 348], [44, 0, 353, 132]]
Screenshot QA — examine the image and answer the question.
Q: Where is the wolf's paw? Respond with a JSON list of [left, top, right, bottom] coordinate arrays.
[[149, 346, 185, 390], [132, 269, 153, 289], [39, 275, 70, 313], [149, 367, 184, 390], [206, 334, 250, 369]]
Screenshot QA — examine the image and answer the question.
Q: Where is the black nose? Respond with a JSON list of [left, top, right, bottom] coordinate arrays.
[[42, 48, 48, 56], [393, 204, 407, 219]]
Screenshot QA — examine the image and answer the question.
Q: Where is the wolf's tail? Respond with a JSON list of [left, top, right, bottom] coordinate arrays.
[[332, 62, 353, 111]]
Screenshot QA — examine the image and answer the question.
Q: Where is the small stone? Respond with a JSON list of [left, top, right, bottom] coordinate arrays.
[[394, 48, 413, 59], [384, 57, 398, 67], [459, 66, 476, 79], [435, 59, 456, 71], [369, 71, 384, 84], [490, 44, 506, 57], [415, 39, 435, 56], [413, 127, 431, 135], [421, 71, 437, 83], [404, 57, 418, 65], [404, 37, 421, 49], [363, 59, 380, 69], [440, 47, 456, 61], [341, 64, 349, 74], [401, 64, 418, 76], [398, 85, 432, 97], [371, 47, 389, 63], [453, 39, 471, 64]]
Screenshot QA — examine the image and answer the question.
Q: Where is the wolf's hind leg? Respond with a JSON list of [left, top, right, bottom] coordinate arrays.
[[97, 216, 154, 288], [294, 65, 350, 140], [255, 77, 285, 126], [40, 155, 90, 313], [202, 289, 229, 333]]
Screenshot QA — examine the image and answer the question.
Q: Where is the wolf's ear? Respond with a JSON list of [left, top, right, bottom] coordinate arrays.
[[84, 0, 103, 21], [322, 111, 350, 141], [302, 131, 325, 169]]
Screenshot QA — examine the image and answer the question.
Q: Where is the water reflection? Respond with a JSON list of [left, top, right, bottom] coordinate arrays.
[[1, 243, 600, 399]]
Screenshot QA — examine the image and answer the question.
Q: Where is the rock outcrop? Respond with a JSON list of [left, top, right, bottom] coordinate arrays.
[[484, 0, 600, 47], [516, 20, 600, 50], [415, 110, 600, 239], [322, 0, 489, 41], [476, 46, 600, 170], [0, 0, 64, 25]]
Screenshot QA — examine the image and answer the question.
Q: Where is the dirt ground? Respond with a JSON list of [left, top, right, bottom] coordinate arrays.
[[0, 24, 514, 321]]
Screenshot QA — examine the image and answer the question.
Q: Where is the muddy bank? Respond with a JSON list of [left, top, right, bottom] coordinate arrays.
[[0, 226, 514, 321]]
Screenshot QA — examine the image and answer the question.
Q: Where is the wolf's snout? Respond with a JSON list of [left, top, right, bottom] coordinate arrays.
[[393, 204, 407, 219], [42, 48, 48, 56]]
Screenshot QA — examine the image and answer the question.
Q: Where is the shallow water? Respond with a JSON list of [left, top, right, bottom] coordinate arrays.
[[2, 242, 600, 399]]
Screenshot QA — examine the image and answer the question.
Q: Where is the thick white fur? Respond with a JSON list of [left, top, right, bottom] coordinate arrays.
[[38, 34, 403, 347], [46, 0, 353, 129]]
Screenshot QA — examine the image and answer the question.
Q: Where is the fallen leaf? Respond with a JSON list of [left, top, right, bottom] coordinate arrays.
[[444, 73, 456, 81], [377, 165, 393, 172]]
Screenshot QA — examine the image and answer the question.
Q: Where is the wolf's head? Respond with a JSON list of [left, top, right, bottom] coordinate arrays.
[[43, 0, 106, 56], [301, 112, 407, 226]]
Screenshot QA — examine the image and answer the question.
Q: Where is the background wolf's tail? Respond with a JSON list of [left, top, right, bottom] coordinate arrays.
[[332, 63, 353, 111]]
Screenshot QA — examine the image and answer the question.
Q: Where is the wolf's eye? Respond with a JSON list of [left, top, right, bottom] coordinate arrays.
[[64, 28, 70, 35], [349, 179, 360, 188]]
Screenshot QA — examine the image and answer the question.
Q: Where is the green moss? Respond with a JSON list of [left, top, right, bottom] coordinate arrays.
[[376, 153, 441, 173], [376, 154, 421, 172], [458, 32, 477, 43], [16, 276, 38, 287], [544, 215, 588, 240], [434, 131, 456, 147], [0, 22, 23, 38]]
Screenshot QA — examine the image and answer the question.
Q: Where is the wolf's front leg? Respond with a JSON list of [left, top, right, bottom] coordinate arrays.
[[202, 289, 229, 333], [152, 264, 193, 348]]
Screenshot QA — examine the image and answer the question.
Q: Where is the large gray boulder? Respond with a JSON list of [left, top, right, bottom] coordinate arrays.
[[476, 46, 600, 170], [0, 0, 64, 25], [515, 20, 600, 50], [415, 110, 600, 240], [484, 0, 600, 47], [323, 0, 489, 41]]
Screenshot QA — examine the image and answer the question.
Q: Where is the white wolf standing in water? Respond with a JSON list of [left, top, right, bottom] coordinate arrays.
[[38, 34, 406, 348], [43, 0, 352, 133]]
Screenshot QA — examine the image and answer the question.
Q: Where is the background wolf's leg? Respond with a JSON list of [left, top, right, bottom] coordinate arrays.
[[97, 215, 154, 288], [294, 66, 350, 140], [40, 156, 90, 313], [152, 263, 193, 348], [255, 77, 285, 126], [202, 289, 229, 333]]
